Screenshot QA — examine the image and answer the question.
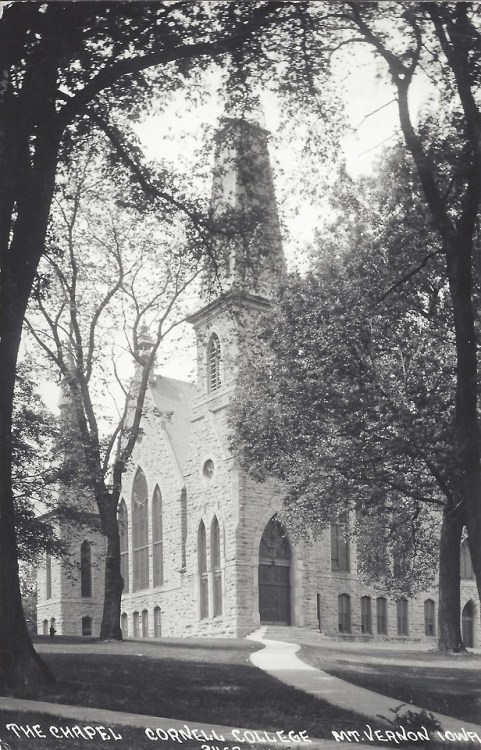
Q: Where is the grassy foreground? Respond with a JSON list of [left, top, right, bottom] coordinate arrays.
[[298, 643, 481, 725], [0, 636, 370, 745]]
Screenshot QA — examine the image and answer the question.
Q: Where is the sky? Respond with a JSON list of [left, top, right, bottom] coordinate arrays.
[[37, 36, 433, 412]]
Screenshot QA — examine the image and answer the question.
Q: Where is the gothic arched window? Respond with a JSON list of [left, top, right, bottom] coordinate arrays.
[[376, 596, 388, 635], [207, 333, 221, 392], [424, 599, 436, 636], [396, 598, 409, 635], [330, 511, 350, 572], [154, 606, 162, 637], [81, 616, 92, 636], [118, 499, 129, 593], [212, 516, 222, 617], [132, 468, 149, 591], [361, 596, 372, 634], [142, 609, 149, 638], [152, 486, 163, 587], [80, 540, 92, 598], [338, 594, 351, 633], [461, 539, 474, 580], [198, 521, 208, 619]]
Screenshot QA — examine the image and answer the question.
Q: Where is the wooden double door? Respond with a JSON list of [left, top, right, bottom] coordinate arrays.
[[258, 517, 291, 625]]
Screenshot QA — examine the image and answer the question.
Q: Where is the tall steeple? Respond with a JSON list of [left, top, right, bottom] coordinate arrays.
[[190, 112, 286, 402], [204, 114, 286, 301]]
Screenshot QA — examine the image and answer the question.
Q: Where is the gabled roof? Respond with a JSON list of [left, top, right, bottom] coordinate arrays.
[[149, 375, 196, 474]]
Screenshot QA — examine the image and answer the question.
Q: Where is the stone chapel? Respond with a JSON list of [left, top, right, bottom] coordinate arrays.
[[36, 116, 480, 646]]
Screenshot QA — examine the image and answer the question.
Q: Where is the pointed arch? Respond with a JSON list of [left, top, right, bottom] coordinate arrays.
[[207, 333, 221, 392], [258, 516, 291, 625], [152, 485, 163, 587], [80, 540, 92, 598], [198, 520, 208, 619], [81, 615, 92, 636], [212, 515, 222, 617], [330, 511, 350, 572], [361, 596, 372, 634], [424, 599, 436, 636], [132, 467, 149, 591], [118, 498, 129, 593], [154, 606, 162, 637], [461, 539, 474, 579], [396, 598, 409, 635], [376, 596, 388, 635], [338, 594, 351, 633]]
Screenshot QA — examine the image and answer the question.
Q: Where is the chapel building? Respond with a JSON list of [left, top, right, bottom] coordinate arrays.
[[36, 116, 480, 646]]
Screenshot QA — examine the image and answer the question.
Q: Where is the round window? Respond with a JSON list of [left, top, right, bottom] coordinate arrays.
[[203, 459, 214, 479]]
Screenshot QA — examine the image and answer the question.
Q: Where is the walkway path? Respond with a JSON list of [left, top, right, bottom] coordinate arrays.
[[247, 628, 481, 738]]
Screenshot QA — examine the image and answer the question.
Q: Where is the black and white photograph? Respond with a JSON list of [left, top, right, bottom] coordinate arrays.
[[1, 2, 481, 748]]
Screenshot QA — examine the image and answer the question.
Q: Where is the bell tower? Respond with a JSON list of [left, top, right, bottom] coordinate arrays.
[[188, 115, 285, 408]]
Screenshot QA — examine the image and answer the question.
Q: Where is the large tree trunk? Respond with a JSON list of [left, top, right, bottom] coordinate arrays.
[[445, 234, 481, 615], [0, 66, 60, 685], [437, 505, 465, 652], [0, 283, 55, 688], [99, 498, 123, 641]]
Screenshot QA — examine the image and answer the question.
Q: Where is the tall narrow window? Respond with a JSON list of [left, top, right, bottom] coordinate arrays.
[[118, 499, 129, 593], [376, 597, 388, 635], [424, 599, 436, 636], [42, 619, 48, 636], [154, 606, 162, 637], [133, 611, 140, 638], [121, 612, 128, 637], [132, 468, 149, 591], [142, 609, 149, 638], [207, 333, 221, 392], [361, 596, 372, 634], [331, 512, 350, 572], [198, 521, 208, 619], [81, 616, 92, 636], [180, 489, 187, 571], [212, 516, 222, 617], [80, 541, 92, 598], [152, 486, 163, 587], [338, 594, 351, 633], [461, 539, 474, 580], [46, 553, 52, 600], [396, 598, 409, 635]]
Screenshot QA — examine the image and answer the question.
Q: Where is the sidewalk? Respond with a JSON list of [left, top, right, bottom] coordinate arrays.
[[247, 628, 481, 737]]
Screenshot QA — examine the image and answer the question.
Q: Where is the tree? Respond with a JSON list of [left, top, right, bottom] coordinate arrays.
[[232, 143, 467, 650], [13, 359, 64, 564], [300, 0, 481, 641], [27, 139, 201, 640], [0, 0, 288, 687]]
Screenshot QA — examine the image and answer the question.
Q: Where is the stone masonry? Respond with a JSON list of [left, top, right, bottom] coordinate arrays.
[[37, 116, 480, 645]]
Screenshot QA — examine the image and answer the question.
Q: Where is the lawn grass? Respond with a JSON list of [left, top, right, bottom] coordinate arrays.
[[299, 644, 481, 725], [1, 636, 370, 740]]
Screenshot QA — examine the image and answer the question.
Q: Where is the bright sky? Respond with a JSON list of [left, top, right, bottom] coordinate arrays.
[[38, 43, 433, 411]]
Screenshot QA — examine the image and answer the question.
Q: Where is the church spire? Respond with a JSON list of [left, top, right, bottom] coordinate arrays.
[[205, 112, 286, 301]]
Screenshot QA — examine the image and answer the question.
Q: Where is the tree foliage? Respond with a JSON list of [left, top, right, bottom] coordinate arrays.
[[232, 144, 456, 599], [27, 135, 202, 640]]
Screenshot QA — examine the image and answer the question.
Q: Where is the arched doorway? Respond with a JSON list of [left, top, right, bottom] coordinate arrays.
[[258, 517, 291, 625], [462, 600, 475, 647]]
